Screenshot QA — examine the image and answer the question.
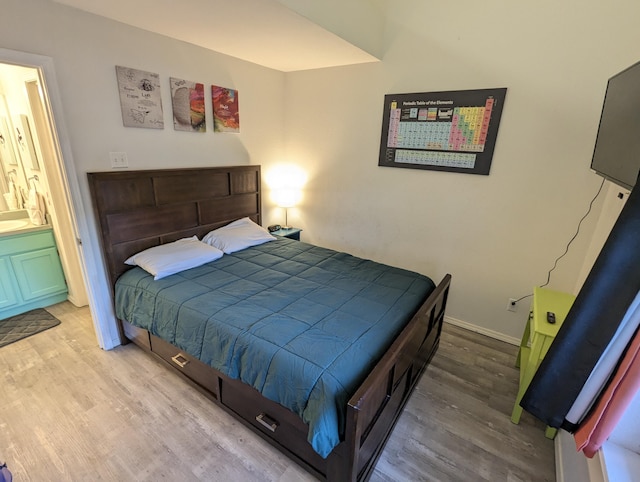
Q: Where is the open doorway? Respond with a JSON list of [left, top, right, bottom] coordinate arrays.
[[0, 62, 87, 308], [0, 48, 118, 350]]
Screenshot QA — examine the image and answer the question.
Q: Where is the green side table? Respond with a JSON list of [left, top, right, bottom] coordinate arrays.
[[511, 286, 576, 438]]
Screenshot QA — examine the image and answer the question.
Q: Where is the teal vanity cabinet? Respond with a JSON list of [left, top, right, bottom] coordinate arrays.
[[0, 228, 68, 319]]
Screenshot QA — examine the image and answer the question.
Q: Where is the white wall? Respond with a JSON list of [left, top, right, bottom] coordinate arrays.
[[574, 182, 629, 293], [281, 0, 640, 340]]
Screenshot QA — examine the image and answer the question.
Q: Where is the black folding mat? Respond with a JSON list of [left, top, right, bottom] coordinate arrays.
[[0, 309, 61, 348]]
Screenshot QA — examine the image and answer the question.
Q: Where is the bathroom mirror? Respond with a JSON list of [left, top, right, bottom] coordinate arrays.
[[0, 94, 29, 213]]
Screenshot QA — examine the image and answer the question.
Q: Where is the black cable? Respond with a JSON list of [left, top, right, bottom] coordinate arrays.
[[511, 293, 533, 305], [539, 177, 605, 288], [512, 177, 606, 304]]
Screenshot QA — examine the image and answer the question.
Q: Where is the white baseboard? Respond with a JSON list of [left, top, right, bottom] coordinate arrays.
[[66, 294, 85, 308], [444, 315, 520, 346]]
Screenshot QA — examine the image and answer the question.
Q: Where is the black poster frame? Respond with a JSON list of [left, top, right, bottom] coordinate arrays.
[[378, 88, 507, 176]]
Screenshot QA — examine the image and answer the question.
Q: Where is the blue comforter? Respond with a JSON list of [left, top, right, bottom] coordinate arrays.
[[115, 238, 434, 457]]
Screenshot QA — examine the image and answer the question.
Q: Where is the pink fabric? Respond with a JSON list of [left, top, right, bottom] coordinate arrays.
[[574, 328, 640, 458]]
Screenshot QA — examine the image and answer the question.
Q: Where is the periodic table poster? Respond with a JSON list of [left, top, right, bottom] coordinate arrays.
[[378, 88, 507, 176]]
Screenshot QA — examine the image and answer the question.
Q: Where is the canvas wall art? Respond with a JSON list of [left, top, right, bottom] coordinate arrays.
[[170, 78, 206, 132], [212, 85, 239, 133], [115, 66, 164, 129]]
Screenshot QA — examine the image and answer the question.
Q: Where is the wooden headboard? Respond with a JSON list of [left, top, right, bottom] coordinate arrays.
[[88, 165, 262, 290]]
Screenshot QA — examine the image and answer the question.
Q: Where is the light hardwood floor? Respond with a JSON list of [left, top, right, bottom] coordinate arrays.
[[0, 302, 555, 481]]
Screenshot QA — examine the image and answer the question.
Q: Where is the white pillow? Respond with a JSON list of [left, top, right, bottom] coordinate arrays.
[[124, 236, 223, 280], [202, 217, 276, 254]]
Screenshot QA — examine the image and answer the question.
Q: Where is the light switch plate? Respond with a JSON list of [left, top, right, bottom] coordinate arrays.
[[109, 151, 128, 169]]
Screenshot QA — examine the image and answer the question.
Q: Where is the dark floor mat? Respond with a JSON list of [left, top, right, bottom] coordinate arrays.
[[0, 309, 61, 348]]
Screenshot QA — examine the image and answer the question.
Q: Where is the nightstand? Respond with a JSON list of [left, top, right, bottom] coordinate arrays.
[[511, 286, 575, 438], [272, 227, 302, 241]]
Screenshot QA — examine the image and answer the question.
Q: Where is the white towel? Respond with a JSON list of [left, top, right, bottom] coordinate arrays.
[[26, 186, 46, 225]]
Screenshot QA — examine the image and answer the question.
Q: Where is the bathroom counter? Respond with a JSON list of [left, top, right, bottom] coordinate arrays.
[[0, 218, 51, 238], [0, 209, 51, 237]]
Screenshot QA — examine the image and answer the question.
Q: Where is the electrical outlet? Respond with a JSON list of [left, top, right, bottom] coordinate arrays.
[[109, 151, 128, 169], [507, 298, 518, 312]]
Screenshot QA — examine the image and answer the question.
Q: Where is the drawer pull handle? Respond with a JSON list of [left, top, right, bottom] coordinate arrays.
[[256, 413, 279, 432], [171, 353, 189, 368]]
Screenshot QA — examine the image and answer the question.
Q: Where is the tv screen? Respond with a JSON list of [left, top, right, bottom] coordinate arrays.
[[591, 60, 640, 190]]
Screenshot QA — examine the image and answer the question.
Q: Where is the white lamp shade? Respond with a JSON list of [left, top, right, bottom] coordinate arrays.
[[274, 188, 300, 208]]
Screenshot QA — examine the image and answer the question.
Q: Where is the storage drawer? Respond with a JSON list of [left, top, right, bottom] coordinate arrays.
[[150, 334, 220, 400], [220, 376, 326, 471]]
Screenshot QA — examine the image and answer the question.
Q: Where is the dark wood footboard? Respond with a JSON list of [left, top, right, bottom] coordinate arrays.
[[343, 274, 450, 481]]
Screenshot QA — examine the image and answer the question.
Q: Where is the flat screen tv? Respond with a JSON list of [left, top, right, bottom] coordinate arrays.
[[591, 60, 640, 190]]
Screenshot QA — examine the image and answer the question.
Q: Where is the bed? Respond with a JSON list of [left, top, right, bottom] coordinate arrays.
[[88, 165, 451, 481]]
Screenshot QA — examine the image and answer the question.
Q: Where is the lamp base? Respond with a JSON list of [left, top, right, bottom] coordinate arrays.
[[281, 207, 292, 230]]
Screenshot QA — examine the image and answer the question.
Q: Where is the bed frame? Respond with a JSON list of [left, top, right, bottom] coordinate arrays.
[[88, 165, 451, 481]]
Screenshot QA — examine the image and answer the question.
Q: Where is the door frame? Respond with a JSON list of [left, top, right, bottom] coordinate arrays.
[[0, 48, 118, 349]]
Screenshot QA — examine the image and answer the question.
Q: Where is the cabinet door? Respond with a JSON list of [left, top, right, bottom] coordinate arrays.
[[11, 248, 67, 301], [0, 257, 20, 310]]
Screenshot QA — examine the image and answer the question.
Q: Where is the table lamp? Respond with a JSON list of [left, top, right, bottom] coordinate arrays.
[[274, 188, 299, 229]]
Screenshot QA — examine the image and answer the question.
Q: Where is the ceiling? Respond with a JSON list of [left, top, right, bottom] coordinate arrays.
[[51, 0, 380, 72]]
